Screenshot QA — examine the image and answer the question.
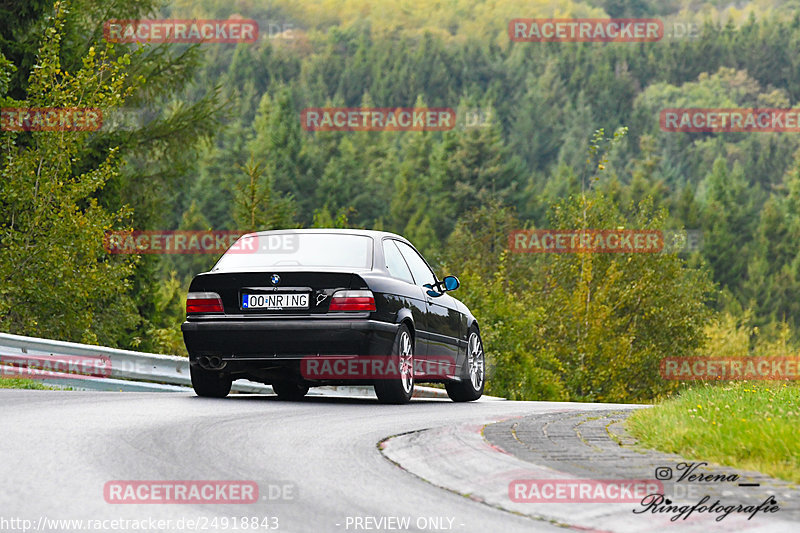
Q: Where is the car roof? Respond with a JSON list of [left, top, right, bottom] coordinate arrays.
[[245, 228, 412, 244], [215, 228, 429, 274]]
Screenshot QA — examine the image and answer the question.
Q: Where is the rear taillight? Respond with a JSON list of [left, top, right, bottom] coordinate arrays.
[[186, 292, 224, 314], [329, 290, 376, 312]]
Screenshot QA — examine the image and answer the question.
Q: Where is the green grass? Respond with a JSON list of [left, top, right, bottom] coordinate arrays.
[[627, 382, 800, 484], [0, 377, 56, 389]]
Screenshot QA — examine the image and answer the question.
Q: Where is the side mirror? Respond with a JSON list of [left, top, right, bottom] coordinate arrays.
[[443, 275, 460, 292], [424, 275, 460, 297]]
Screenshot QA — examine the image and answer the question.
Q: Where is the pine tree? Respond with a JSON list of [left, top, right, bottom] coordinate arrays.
[[699, 157, 755, 300]]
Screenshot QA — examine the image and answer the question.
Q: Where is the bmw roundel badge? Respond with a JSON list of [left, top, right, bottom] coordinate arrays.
[[270, 274, 280, 285]]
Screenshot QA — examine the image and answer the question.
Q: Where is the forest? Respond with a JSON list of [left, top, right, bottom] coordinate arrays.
[[3, 0, 800, 401]]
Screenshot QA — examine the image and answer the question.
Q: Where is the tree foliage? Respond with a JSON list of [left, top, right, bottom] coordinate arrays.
[[0, 2, 140, 344], [5, 0, 800, 402]]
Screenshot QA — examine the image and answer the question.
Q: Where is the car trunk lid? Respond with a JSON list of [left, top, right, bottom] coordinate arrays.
[[189, 270, 369, 316]]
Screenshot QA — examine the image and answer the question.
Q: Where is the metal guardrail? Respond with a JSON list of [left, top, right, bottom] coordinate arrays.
[[0, 331, 272, 392], [0, 332, 457, 398]]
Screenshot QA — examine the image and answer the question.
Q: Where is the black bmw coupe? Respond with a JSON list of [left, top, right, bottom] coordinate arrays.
[[181, 229, 485, 404]]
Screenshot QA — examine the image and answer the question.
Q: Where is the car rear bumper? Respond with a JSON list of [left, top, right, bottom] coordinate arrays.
[[181, 318, 399, 361]]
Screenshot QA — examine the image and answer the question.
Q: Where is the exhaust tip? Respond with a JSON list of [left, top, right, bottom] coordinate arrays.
[[197, 355, 226, 370]]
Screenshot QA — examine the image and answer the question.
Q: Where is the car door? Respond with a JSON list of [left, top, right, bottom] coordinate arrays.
[[394, 241, 462, 370], [381, 239, 428, 359]]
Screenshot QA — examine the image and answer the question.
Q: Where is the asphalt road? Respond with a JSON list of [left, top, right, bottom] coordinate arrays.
[[0, 390, 794, 533]]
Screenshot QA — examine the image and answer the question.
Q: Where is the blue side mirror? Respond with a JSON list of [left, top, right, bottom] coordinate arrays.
[[425, 276, 459, 297], [443, 275, 460, 291]]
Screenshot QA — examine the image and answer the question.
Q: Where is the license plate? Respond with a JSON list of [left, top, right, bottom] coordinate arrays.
[[242, 293, 309, 310]]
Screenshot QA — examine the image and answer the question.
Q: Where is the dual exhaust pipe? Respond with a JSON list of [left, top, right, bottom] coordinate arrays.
[[197, 355, 226, 370]]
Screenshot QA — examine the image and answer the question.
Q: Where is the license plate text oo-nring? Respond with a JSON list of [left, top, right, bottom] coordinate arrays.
[[242, 293, 309, 310]]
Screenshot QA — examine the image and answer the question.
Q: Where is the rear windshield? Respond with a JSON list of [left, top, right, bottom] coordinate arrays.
[[212, 233, 373, 270]]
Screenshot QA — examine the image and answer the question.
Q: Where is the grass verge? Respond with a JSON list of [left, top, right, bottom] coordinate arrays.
[[626, 382, 800, 484], [0, 377, 57, 390]]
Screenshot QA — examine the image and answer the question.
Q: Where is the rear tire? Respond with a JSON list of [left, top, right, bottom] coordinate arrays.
[[272, 381, 309, 400], [445, 328, 485, 402], [374, 324, 414, 404], [191, 365, 232, 398]]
